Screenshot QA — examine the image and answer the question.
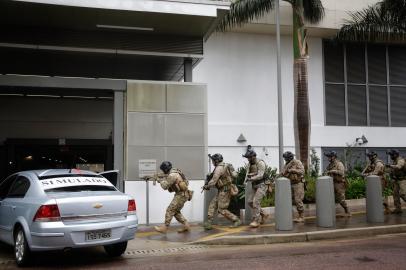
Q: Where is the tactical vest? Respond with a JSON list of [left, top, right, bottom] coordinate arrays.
[[285, 160, 303, 184], [391, 158, 406, 180], [249, 159, 265, 183], [168, 168, 189, 193], [326, 160, 345, 183], [215, 163, 233, 189]]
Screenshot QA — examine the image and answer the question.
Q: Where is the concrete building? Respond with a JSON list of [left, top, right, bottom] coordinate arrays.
[[0, 0, 405, 224]]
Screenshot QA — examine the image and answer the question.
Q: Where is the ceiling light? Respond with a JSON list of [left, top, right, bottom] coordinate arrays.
[[96, 24, 154, 31]]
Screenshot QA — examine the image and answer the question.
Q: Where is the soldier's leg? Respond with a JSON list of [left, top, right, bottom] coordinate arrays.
[[173, 195, 188, 224], [381, 179, 390, 214], [218, 190, 239, 223], [335, 182, 350, 215], [252, 184, 267, 223], [205, 195, 218, 230], [393, 181, 401, 212], [293, 183, 305, 222], [165, 194, 187, 225], [399, 180, 406, 203], [248, 187, 255, 211], [207, 195, 219, 223]]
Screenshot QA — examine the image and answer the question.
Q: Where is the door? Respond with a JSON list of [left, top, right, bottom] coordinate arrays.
[[0, 175, 17, 243]]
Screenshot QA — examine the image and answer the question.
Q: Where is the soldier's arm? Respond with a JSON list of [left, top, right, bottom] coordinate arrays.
[[288, 160, 305, 175], [208, 166, 223, 187], [159, 173, 176, 190], [373, 162, 385, 176], [250, 161, 265, 181], [390, 159, 405, 170], [336, 162, 345, 176]]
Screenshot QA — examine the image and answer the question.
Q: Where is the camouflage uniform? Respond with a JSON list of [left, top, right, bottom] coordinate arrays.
[[207, 162, 239, 223], [247, 158, 268, 223], [158, 169, 191, 226], [281, 159, 305, 215], [389, 157, 406, 212], [362, 158, 389, 212], [325, 159, 348, 211]]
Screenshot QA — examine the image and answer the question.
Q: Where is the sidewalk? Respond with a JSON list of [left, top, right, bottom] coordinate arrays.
[[134, 209, 406, 246]]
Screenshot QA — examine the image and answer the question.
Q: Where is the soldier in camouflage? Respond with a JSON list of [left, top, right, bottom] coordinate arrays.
[[386, 149, 406, 214], [243, 149, 269, 228], [362, 151, 390, 214], [324, 151, 351, 217], [281, 151, 305, 223], [146, 161, 192, 234], [203, 153, 242, 230]]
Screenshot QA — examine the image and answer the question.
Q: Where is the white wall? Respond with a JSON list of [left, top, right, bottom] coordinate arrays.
[[194, 32, 406, 170]]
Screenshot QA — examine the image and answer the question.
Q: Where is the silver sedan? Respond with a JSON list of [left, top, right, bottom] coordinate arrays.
[[0, 169, 138, 266]]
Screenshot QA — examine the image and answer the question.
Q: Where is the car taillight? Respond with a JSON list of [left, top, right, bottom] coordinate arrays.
[[33, 204, 61, 222], [128, 199, 136, 215]]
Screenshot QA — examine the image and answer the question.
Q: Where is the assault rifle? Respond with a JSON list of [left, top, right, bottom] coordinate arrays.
[[201, 172, 213, 193]]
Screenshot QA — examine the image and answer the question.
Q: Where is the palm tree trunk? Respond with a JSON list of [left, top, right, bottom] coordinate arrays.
[[292, 1, 311, 171]]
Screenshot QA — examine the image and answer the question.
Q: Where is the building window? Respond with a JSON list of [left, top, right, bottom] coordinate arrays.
[[321, 148, 406, 171], [323, 41, 406, 127]]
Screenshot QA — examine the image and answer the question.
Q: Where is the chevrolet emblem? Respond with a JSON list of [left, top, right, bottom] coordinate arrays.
[[93, 203, 103, 209]]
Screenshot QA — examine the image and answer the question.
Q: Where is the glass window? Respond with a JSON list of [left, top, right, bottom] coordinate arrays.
[[368, 45, 387, 84], [369, 86, 388, 126], [0, 175, 17, 199], [325, 84, 346, 126], [389, 46, 406, 85], [390, 86, 406, 126], [7, 176, 30, 198], [346, 44, 366, 83], [324, 42, 344, 82], [347, 85, 367, 126]]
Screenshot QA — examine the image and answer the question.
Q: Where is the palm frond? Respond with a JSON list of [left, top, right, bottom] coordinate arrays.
[[217, 0, 275, 32], [302, 0, 325, 24], [337, 0, 406, 42]]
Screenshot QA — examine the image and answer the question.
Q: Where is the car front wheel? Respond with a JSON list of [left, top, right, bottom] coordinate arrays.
[[104, 241, 128, 257], [14, 227, 31, 267]]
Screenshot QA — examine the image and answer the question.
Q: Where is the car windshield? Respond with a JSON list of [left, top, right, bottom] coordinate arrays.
[[45, 185, 116, 193]]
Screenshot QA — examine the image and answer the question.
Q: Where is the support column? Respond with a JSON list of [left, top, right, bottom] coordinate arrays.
[[275, 177, 293, 230], [316, 176, 336, 227], [184, 58, 193, 82], [366, 175, 384, 223], [114, 91, 125, 192]]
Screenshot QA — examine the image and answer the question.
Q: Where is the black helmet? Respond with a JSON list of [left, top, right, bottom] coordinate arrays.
[[324, 151, 337, 158], [209, 153, 223, 163], [283, 151, 294, 161], [243, 149, 257, 158], [159, 161, 172, 173], [367, 151, 378, 158], [387, 149, 400, 157]]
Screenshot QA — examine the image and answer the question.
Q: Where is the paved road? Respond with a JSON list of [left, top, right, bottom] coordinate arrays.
[[2, 234, 406, 269]]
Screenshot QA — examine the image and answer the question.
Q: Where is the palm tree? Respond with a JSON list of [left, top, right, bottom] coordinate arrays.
[[337, 0, 406, 42], [218, 0, 325, 170]]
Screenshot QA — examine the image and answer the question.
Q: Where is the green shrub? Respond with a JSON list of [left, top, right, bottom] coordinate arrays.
[[304, 174, 316, 203], [345, 176, 366, 199]]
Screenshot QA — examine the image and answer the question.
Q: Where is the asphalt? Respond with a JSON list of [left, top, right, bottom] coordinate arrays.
[[135, 207, 406, 246]]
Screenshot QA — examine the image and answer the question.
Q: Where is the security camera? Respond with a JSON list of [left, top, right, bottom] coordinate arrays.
[[356, 138, 364, 145]]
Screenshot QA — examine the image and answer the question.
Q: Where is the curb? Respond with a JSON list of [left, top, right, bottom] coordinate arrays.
[[191, 224, 406, 245]]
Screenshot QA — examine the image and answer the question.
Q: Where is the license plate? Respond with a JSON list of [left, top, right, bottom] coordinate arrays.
[[85, 229, 111, 241]]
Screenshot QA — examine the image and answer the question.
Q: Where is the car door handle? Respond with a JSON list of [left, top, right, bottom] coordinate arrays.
[[11, 206, 16, 210]]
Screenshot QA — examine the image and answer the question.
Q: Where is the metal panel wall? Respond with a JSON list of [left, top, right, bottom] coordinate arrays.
[[125, 81, 207, 181]]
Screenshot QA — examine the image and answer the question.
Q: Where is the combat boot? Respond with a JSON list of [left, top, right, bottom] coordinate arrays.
[[154, 225, 168, 234], [203, 221, 213, 230], [384, 206, 391, 215], [293, 212, 305, 223], [391, 208, 402, 214], [249, 220, 259, 228], [259, 213, 270, 225], [178, 222, 190, 233], [343, 207, 352, 217], [230, 219, 242, 228]]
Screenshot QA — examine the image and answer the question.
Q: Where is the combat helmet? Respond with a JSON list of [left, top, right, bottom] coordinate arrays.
[[160, 161, 172, 174], [208, 153, 223, 163], [282, 151, 294, 161]]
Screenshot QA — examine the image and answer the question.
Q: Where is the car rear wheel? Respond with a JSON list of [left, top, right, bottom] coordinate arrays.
[[14, 228, 31, 267], [104, 241, 128, 257]]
